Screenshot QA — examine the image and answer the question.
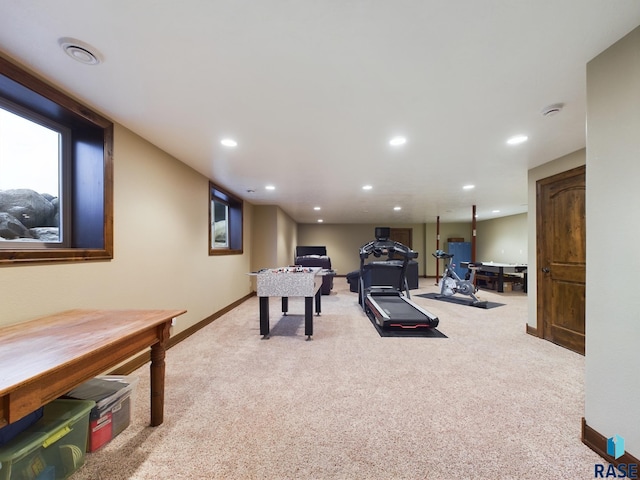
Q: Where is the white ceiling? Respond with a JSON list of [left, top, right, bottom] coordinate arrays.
[[1, 1, 639, 224]]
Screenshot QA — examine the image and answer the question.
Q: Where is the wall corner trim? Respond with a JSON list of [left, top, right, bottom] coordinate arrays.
[[582, 418, 639, 467]]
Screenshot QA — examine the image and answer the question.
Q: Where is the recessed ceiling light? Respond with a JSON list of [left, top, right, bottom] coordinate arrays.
[[313, 206, 321, 211], [362, 185, 373, 190], [59, 37, 102, 65], [317, 219, 323, 223], [393, 206, 402, 211], [463, 185, 475, 190], [492, 209, 500, 213], [221, 138, 238, 147], [506, 134, 528, 145], [389, 136, 407, 146], [265, 185, 275, 190]]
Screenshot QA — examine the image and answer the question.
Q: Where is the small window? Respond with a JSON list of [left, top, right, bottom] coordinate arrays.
[[0, 100, 70, 247], [0, 55, 113, 264], [212, 200, 229, 248], [209, 182, 242, 255]]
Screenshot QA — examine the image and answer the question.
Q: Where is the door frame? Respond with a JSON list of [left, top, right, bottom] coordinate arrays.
[[535, 164, 586, 351]]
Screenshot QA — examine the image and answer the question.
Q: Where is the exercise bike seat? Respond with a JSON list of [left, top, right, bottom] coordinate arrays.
[[432, 251, 453, 259]]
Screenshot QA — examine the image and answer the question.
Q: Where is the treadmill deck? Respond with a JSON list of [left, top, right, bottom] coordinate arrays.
[[365, 293, 439, 329]]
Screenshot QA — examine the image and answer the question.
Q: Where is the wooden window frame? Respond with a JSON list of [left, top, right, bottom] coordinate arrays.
[[0, 55, 113, 264], [209, 181, 243, 256]]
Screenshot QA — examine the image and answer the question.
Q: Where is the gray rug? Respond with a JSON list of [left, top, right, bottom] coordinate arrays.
[[416, 292, 504, 309]]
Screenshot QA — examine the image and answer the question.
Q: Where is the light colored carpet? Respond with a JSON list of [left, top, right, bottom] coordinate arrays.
[[73, 280, 603, 479]]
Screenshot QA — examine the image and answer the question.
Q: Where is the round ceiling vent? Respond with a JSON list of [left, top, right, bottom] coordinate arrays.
[[541, 103, 564, 117], [58, 37, 102, 65]]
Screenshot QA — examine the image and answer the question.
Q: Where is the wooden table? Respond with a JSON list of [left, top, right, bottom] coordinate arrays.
[[463, 261, 528, 293], [0, 309, 186, 428]]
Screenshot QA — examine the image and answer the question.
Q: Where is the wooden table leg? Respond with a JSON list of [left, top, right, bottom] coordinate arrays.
[[150, 322, 170, 426]]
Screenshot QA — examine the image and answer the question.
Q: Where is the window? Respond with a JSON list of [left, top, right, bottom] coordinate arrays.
[[212, 201, 229, 248], [0, 99, 70, 246], [209, 182, 243, 255], [0, 55, 113, 264]]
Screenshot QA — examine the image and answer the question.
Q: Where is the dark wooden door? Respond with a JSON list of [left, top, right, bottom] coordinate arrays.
[[389, 228, 412, 248], [536, 165, 586, 354]]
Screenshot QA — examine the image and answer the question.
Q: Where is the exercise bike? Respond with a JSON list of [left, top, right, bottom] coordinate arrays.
[[432, 250, 488, 308]]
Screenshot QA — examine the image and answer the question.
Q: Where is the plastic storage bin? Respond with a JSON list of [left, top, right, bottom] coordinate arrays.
[[0, 399, 94, 480], [0, 409, 44, 448], [64, 376, 137, 452]]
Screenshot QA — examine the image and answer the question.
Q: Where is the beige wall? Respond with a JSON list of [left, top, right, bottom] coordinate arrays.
[[526, 149, 585, 328], [0, 124, 253, 337], [585, 25, 640, 456], [276, 208, 298, 266], [476, 213, 527, 265], [298, 219, 524, 278], [251, 205, 278, 271], [424, 222, 473, 276], [250, 205, 297, 272], [423, 217, 527, 277], [297, 223, 425, 276]]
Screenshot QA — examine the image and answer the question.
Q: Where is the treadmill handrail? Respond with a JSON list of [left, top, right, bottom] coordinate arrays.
[[359, 239, 417, 296], [359, 240, 418, 260]]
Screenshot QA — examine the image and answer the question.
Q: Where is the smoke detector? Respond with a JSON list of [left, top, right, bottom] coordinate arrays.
[[541, 103, 564, 117], [59, 37, 102, 65]]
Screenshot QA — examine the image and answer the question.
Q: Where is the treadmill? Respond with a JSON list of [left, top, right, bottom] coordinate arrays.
[[359, 227, 439, 330]]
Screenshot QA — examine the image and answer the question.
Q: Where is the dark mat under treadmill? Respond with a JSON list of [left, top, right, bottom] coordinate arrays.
[[366, 313, 447, 338], [416, 292, 504, 309]]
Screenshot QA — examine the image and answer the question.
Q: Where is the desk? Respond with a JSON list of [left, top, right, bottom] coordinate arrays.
[[253, 267, 323, 339], [0, 309, 186, 428], [464, 262, 528, 293]]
